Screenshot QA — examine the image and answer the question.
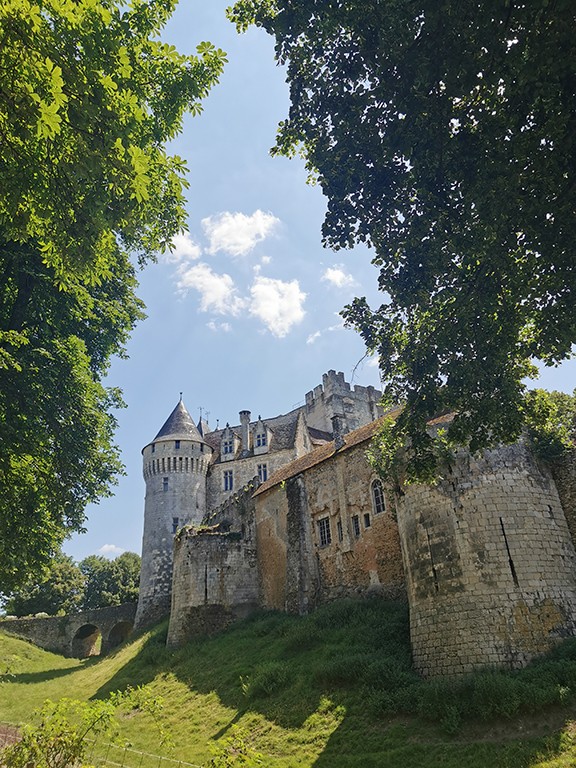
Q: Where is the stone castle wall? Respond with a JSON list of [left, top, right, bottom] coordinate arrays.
[[255, 441, 405, 613], [304, 370, 383, 434], [398, 442, 576, 677], [166, 482, 260, 648]]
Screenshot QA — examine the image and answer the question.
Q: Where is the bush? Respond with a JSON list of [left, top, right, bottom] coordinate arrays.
[[242, 662, 291, 699]]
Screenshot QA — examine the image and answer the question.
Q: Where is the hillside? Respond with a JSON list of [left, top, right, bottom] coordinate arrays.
[[2, 599, 576, 767]]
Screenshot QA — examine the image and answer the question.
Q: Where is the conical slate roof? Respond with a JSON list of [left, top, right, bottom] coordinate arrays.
[[153, 399, 205, 443]]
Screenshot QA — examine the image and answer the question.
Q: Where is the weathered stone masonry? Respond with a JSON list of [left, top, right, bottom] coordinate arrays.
[[398, 443, 576, 677], [137, 372, 576, 680]]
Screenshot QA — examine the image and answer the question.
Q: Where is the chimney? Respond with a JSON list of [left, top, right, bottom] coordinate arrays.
[[239, 410, 251, 456], [331, 414, 345, 451]]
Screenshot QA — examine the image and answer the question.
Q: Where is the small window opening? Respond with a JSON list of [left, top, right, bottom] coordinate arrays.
[[224, 470, 233, 491], [257, 463, 268, 482], [372, 479, 386, 514], [163, 477, 169, 492], [364, 513, 371, 528], [175, 439, 180, 449], [337, 520, 343, 542], [352, 515, 360, 538], [317, 517, 331, 547], [172, 517, 179, 534]]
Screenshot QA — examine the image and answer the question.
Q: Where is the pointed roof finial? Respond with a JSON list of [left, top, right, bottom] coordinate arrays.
[[179, 391, 183, 402], [153, 399, 204, 443]]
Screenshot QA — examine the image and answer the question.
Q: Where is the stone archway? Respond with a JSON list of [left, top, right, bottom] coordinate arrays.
[[71, 623, 102, 658], [107, 620, 133, 650]]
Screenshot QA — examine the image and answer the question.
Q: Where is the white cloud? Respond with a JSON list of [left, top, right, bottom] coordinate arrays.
[[261, 255, 272, 265], [202, 210, 280, 257], [249, 276, 306, 338], [367, 355, 380, 368], [306, 319, 345, 345], [321, 265, 357, 289], [307, 330, 322, 345], [97, 544, 125, 558], [178, 263, 246, 315], [207, 320, 232, 333], [163, 232, 202, 263]]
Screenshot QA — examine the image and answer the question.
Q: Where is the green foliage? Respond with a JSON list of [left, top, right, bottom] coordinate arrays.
[[0, 0, 225, 592], [0, 0, 226, 279], [80, 552, 141, 609], [3, 554, 85, 617], [229, 0, 576, 477], [241, 661, 291, 699], [525, 389, 576, 460], [206, 726, 263, 767], [1, 686, 163, 768]]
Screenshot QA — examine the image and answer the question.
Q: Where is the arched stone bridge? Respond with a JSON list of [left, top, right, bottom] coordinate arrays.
[[0, 602, 137, 658]]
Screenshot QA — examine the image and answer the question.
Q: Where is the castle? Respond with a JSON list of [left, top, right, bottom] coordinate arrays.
[[135, 371, 576, 678]]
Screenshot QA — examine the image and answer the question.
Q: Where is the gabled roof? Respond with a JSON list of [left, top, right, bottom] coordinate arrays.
[[254, 408, 402, 496], [206, 409, 303, 463], [153, 399, 205, 443]]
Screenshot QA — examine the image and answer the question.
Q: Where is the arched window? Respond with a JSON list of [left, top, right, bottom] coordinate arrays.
[[372, 479, 386, 515]]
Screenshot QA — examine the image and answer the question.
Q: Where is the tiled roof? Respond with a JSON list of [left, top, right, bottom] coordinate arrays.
[[254, 408, 402, 496], [206, 409, 302, 463], [153, 400, 205, 443]]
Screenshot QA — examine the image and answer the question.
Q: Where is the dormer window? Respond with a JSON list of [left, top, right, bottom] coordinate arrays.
[[223, 439, 233, 455], [256, 432, 267, 448]]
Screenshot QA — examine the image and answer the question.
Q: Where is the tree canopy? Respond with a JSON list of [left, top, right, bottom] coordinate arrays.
[[0, 0, 226, 591], [81, 552, 141, 609], [4, 551, 141, 616], [3, 553, 85, 617], [229, 0, 576, 479]]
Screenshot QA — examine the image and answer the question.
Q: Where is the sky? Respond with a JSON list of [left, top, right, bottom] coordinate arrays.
[[64, 0, 576, 563]]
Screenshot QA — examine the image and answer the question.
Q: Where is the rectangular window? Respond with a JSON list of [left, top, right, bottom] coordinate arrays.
[[172, 517, 179, 534], [352, 515, 360, 537], [224, 470, 233, 491], [364, 513, 371, 528], [337, 520, 343, 542], [223, 439, 233, 455], [317, 517, 331, 547], [151, 443, 155, 453], [372, 479, 386, 515], [257, 463, 268, 482], [256, 433, 267, 447], [175, 440, 180, 449], [163, 477, 169, 492]]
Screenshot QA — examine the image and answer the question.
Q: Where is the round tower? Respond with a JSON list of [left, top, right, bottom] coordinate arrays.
[[134, 398, 212, 630]]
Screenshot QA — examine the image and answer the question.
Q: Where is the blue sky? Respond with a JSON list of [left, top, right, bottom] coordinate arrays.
[[64, 0, 576, 563]]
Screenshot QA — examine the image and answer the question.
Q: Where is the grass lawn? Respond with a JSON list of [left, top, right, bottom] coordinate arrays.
[[2, 599, 576, 767]]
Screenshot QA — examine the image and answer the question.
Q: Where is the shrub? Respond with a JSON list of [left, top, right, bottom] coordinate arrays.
[[241, 662, 291, 699]]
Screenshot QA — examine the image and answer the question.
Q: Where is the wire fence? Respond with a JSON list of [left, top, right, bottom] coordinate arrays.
[[0, 723, 202, 768], [87, 740, 202, 768]]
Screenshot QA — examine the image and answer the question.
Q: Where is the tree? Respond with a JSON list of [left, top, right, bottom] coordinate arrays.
[[4, 551, 141, 615], [0, 0, 226, 590], [80, 552, 141, 609], [3, 554, 85, 617], [229, 0, 576, 479]]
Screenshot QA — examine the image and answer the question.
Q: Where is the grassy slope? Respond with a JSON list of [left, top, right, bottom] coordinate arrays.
[[2, 600, 576, 767]]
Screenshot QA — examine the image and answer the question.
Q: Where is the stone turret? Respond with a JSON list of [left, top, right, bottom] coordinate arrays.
[[134, 398, 213, 630]]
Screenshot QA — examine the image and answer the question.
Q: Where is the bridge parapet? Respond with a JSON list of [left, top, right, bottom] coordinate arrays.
[[0, 603, 137, 658]]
